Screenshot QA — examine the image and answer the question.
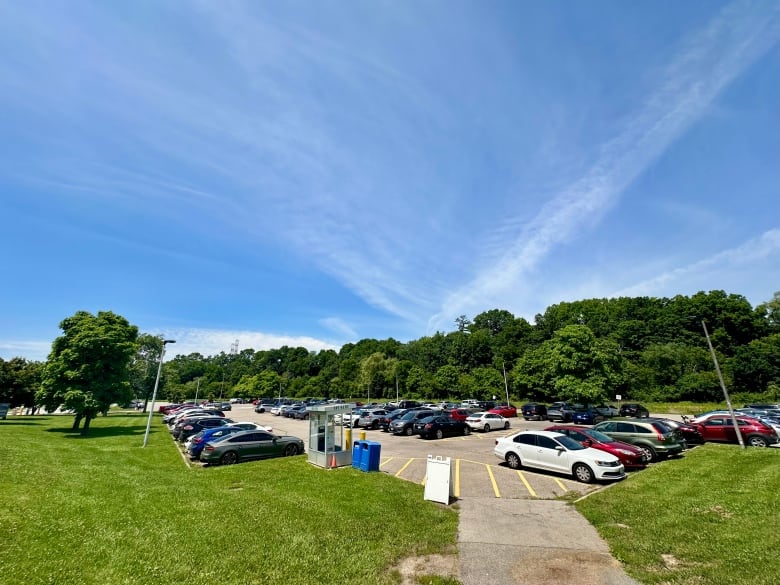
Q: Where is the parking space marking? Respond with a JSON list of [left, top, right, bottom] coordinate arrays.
[[395, 458, 415, 478], [379, 457, 394, 468], [553, 477, 568, 492], [454, 458, 460, 498], [485, 464, 501, 498], [516, 470, 536, 497]]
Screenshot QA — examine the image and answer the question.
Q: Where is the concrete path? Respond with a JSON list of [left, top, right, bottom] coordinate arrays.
[[458, 497, 640, 585]]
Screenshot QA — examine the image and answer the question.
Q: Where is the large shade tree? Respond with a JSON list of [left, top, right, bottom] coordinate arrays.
[[37, 310, 138, 435]]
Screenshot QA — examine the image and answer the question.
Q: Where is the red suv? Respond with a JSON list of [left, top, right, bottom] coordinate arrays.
[[693, 414, 778, 447]]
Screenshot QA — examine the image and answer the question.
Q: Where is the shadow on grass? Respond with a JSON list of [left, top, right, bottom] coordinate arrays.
[[0, 419, 47, 426], [46, 425, 149, 438]]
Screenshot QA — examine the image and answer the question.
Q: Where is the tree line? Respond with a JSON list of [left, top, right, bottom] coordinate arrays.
[[1, 290, 779, 434]]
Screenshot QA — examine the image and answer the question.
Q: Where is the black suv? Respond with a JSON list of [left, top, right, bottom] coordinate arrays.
[[388, 409, 436, 436], [521, 403, 547, 421], [619, 403, 650, 418]]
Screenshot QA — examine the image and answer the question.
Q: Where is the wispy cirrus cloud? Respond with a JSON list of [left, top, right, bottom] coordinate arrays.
[[613, 229, 780, 300], [428, 0, 780, 331]]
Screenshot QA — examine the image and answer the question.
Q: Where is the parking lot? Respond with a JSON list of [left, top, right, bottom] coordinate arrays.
[[224, 404, 604, 499]]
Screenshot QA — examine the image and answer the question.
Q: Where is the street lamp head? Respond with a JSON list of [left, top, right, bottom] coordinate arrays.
[[163, 339, 176, 345]]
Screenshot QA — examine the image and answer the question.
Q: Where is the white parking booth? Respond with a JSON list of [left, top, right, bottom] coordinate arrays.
[[307, 403, 352, 468]]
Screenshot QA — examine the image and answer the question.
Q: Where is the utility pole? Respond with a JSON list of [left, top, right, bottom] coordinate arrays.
[[701, 320, 744, 449]]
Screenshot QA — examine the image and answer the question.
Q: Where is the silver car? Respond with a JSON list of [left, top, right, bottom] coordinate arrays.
[[357, 409, 388, 430]]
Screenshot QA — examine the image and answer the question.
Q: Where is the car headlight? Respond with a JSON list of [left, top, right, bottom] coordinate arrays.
[[616, 449, 636, 456], [595, 459, 619, 467]]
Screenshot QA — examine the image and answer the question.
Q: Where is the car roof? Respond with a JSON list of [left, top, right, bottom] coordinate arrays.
[[513, 430, 565, 439]]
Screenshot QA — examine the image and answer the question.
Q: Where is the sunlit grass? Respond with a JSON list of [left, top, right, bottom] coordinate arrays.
[[0, 414, 457, 585], [576, 444, 780, 585]]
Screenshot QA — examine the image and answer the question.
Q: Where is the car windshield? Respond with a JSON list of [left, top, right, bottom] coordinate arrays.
[[585, 429, 615, 443], [555, 435, 585, 450]]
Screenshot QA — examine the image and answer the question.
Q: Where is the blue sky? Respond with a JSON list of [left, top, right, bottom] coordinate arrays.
[[1, 1, 779, 362]]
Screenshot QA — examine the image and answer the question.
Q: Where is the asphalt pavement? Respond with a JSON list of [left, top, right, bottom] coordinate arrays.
[[236, 406, 641, 584], [457, 497, 640, 585]]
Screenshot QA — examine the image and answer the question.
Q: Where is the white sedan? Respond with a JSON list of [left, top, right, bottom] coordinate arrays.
[[466, 412, 510, 432], [494, 430, 626, 484]]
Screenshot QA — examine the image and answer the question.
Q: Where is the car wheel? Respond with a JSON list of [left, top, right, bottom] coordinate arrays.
[[405, 426, 414, 436], [573, 463, 594, 484], [372, 420, 379, 429], [638, 444, 657, 462], [747, 435, 769, 447], [284, 443, 299, 456], [463, 426, 470, 436], [506, 452, 521, 469], [503, 421, 510, 429], [435, 429, 444, 440], [220, 451, 239, 465], [483, 424, 491, 432], [594, 416, 604, 424]]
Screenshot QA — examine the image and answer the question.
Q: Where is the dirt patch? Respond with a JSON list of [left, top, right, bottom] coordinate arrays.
[[509, 550, 624, 585], [392, 553, 459, 585]]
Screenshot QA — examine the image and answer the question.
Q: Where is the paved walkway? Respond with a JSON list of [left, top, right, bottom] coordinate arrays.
[[458, 497, 640, 585]]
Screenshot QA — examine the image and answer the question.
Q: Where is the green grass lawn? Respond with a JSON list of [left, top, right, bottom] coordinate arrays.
[[575, 444, 780, 585], [0, 414, 457, 585]]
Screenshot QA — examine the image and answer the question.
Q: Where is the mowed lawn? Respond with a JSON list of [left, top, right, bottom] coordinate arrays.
[[0, 414, 457, 585], [576, 443, 780, 585]]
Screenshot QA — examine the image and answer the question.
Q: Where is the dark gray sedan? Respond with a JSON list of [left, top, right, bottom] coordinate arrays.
[[199, 430, 304, 465]]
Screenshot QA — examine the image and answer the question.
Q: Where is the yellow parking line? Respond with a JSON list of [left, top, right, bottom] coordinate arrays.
[[516, 470, 536, 497], [485, 464, 501, 498], [454, 459, 461, 498], [380, 457, 393, 468], [421, 474, 426, 486], [554, 478, 568, 491], [395, 458, 415, 478]]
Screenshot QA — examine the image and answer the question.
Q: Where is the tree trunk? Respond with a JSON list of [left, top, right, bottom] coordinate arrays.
[[81, 415, 92, 436], [72, 414, 82, 430]]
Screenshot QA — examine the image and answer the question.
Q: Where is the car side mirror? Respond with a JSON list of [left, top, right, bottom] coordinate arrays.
[[583, 439, 592, 447], [555, 445, 565, 452]]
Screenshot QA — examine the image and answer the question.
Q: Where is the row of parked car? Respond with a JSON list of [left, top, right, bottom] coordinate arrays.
[[494, 403, 780, 484], [519, 401, 650, 423], [158, 403, 304, 466]]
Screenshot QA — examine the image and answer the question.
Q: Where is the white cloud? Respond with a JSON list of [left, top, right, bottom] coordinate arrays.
[[428, 0, 780, 331], [318, 317, 358, 339], [152, 328, 340, 360], [613, 229, 780, 301]]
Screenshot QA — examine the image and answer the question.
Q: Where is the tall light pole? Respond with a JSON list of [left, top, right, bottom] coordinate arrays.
[[277, 358, 282, 405], [502, 361, 510, 406], [701, 320, 744, 448], [142, 339, 175, 448]]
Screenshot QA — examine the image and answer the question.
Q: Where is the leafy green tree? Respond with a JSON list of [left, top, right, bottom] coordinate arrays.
[[0, 357, 42, 411], [513, 325, 622, 404], [471, 367, 505, 400], [756, 291, 780, 332], [729, 333, 780, 394], [405, 365, 433, 398], [37, 311, 138, 435], [434, 365, 460, 397]]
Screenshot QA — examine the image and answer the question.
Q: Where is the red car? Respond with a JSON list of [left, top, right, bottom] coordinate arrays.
[[446, 408, 471, 422], [545, 424, 647, 469], [692, 414, 778, 447], [489, 404, 518, 418]]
